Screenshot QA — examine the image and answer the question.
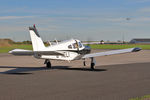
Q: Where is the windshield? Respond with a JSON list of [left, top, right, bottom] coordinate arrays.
[[78, 42, 82, 48]]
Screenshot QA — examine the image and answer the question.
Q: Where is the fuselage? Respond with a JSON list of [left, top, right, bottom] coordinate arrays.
[[34, 39, 91, 61]]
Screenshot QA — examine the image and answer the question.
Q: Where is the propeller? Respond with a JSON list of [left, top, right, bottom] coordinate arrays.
[[75, 40, 80, 53]]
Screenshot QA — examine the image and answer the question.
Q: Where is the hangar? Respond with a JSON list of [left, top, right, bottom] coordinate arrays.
[[130, 38, 150, 44]]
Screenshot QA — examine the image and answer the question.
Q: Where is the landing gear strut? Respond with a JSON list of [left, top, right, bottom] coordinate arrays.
[[83, 58, 86, 66], [44, 59, 51, 68], [91, 57, 96, 70]]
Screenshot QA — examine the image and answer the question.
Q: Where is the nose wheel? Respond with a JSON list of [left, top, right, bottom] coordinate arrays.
[[44, 59, 51, 68], [83, 58, 86, 66], [91, 57, 96, 70]]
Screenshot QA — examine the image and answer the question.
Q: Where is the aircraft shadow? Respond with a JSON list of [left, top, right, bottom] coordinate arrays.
[[0, 66, 107, 75], [51, 66, 107, 72], [0, 66, 47, 75]]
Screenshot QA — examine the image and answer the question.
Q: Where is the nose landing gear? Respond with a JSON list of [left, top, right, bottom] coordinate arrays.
[[44, 59, 51, 68], [83, 57, 96, 70], [91, 57, 96, 70]]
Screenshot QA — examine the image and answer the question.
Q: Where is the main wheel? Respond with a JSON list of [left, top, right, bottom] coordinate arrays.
[[46, 62, 51, 68], [91, 63, 95, 70], [83, 61, 86, 66]]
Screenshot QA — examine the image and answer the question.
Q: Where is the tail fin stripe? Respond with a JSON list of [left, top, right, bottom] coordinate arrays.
[[29, 26, 40, 37]]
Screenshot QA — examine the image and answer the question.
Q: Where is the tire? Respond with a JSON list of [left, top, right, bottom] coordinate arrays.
[[46, 62, 51, 68], [91, 63, 95, 70], [83, 61, 86, 66]]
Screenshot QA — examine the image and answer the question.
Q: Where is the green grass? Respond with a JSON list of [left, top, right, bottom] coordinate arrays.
[[0, 44, 32, 53], [129, 95, 150, 100], [89, 44, 150, 50]]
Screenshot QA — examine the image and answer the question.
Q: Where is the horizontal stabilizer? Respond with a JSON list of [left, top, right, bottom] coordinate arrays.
[[9, 49, 33, 55], [9, 49, 65, 56]]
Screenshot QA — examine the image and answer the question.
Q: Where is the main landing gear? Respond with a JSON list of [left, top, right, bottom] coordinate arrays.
[[83, 57, 96, 70], [44, 59, 51, 68]]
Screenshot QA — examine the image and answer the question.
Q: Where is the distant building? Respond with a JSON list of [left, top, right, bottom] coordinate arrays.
[[130, 38, 150, 44], [100, 40, 105, 44]]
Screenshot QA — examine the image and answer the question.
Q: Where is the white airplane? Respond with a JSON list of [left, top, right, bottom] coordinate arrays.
[[9, 25, 141, 70]]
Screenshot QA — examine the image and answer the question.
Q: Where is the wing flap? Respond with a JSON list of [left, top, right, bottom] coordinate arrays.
[[82, 47, 141, 58]]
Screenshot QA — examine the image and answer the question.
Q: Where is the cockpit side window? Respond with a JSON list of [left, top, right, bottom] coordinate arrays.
[[72, 42, 82, 49], [68, 45, 72, 49], [73, 43, 78, 49]]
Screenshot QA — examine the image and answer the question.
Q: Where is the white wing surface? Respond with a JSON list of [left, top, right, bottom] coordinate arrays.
[[82, 47, 141, 58]]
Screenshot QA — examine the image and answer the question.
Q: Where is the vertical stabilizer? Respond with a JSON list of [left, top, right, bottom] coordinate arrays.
[[29, 24, 46, 51]]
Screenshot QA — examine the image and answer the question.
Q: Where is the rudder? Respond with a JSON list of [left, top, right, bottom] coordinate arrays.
[[29, 24, 46, 51]]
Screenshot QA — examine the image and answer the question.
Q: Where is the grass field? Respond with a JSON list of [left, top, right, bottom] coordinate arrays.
[[0, 44, 149, 53], [90, 44, 150, 50], [0, 44, 32, 53], [129, 94, 150, 100]]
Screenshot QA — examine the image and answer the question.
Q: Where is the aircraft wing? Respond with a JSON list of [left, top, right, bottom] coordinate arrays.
[[82, 47, 141, 58], [9, 49, 65, 56]]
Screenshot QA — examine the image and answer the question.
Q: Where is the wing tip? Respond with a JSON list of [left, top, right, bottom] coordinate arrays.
[[132, 47, 142, 52]]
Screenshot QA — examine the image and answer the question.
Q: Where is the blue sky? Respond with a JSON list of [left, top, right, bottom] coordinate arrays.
[[0, 0, 150, 41]]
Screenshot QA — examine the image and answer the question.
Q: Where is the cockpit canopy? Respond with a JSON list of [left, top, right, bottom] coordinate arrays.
[[68, 41, 83, 49]]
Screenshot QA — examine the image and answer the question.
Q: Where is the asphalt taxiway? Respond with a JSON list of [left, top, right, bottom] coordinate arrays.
[[0, 50, 150, 100]]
